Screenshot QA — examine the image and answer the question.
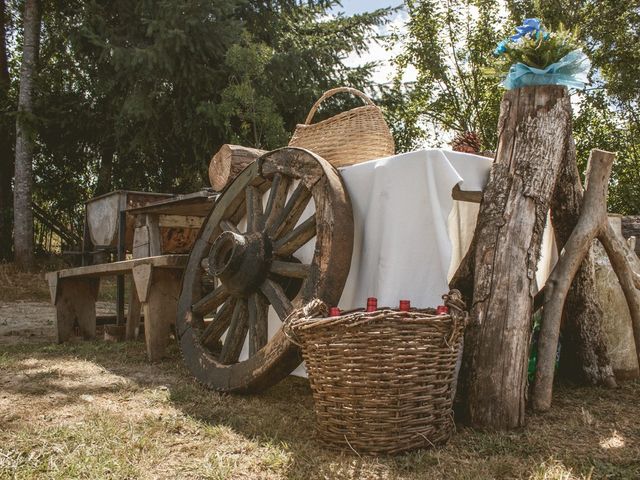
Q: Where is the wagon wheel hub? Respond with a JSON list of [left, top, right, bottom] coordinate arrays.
[[208, 231, 272, 296]]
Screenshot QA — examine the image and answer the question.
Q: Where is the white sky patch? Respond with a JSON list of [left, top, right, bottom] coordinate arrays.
[[343, 9, 416, 85]]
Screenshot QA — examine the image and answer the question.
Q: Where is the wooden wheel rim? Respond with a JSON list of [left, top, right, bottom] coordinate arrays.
[[177, 148, 353, 392]]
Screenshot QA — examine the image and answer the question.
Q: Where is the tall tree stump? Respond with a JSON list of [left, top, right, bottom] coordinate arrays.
[[454, 86, 572, 429]]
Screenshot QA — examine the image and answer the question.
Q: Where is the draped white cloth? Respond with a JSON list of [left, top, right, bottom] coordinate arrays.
[[238, 149, 557, 375]]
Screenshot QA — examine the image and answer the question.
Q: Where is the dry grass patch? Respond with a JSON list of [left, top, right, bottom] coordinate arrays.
[[0, 341, 638, 479]]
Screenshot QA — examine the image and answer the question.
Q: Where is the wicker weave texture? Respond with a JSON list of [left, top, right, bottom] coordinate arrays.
[[289, 294, 466, 455], [288, 87, 395, 168]]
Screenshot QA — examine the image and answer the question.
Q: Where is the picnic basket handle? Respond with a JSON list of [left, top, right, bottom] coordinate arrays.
[[304, 87, 375, 125]]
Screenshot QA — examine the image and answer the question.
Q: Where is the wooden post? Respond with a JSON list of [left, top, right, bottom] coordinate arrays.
[[52, 277, 100, 341], [133, 264, 181, 361], [453, 86, 573, 429], [549, 138, 616, 387], [533, 149, 640, 411]]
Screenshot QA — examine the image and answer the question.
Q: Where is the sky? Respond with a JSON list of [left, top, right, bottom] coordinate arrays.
[[331, 1, 417, 85]]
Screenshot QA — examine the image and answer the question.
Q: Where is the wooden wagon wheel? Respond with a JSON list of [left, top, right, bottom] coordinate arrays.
[[177, 147, 353, 392]]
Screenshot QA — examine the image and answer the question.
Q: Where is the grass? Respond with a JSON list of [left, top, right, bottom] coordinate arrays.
[[1, 341, 638, 479]]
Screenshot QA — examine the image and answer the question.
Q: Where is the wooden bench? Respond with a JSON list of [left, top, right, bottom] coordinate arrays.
[[46, 255, 187, 361]]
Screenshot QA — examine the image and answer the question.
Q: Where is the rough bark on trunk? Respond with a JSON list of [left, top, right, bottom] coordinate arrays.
[[550, 137, 616, 387], [13, 0, 40, 270], [0, 0, 12, 260], [454, 86, 572, 429], [532, 149, 640, 411]]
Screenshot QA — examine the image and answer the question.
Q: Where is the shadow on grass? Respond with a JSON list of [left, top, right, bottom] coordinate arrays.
[[2, 340, 639, 479]]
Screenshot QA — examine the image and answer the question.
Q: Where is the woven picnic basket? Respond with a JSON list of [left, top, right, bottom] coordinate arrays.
[[288, 87, 395, 168], [285, 290, 468, 455]]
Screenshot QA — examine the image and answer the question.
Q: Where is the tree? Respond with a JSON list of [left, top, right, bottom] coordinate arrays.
[[0, 0, 13, 260], [13, 0, 41, 270], [23, 0, 390, 238], [393, 0, 505, 150], [507, 0, 640, 215]]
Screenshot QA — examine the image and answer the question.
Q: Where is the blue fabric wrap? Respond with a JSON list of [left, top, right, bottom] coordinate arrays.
[[503, 50, 591, 90]]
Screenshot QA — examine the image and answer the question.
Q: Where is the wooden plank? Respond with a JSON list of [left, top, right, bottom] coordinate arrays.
[[263, 174, 289, 229], [55, 277, 99, 342], [191, 285, 229, 316], [270, 260, 310, 279], [260, 278, 293, 320], [126, 191, 215, 217], [219, 300, 249, 364], [143, 268, 181, 361], [201, 299, 236, 349], [273, 216, 316, 257], [132, 225, 150, 258], [145, 214, 162, 256], [157, 215, 204, 229], [248, 293, 268, 356], [245, 185, 264, 232], [132, 263, 153, 303], [267, 182, 311, 240], [53, 254, 187, 280], [452, 184, 483, 204], [126, 277, 142, 340]]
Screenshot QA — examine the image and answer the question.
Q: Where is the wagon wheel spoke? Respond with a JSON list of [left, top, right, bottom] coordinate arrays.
[[192, 284, 229, 316], [270, 260, 311, 279], [201, 298, 236, 349], [263, 173, 289, 228], [220, 219, 240, 235], [245, 185, 264, 233], [260, 278, 293, 320], [219, 299, 249, 364], [248, 292, 269, 356], [267, 182, 311, 240], [273, 215, 316, 257]]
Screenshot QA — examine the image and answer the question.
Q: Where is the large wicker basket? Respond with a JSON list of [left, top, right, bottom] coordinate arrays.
[[287, 291, 467, 455], [288, 87, 395, 168]]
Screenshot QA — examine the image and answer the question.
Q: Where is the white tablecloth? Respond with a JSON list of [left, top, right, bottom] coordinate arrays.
[[241, 148, 557, 375], [337, 149, 492, 309]]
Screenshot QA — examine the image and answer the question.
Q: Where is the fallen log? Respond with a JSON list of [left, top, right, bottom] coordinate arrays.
[[208, 144, 266, 192], [533, 149, 640, 412]]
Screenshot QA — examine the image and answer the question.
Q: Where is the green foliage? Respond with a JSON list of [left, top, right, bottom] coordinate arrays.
[[215, 36, 291, 149], [496, 25, 579, 70], [3, 0, 391, 237], [506, 0, 640, 214], [393, 0, 505, 151]]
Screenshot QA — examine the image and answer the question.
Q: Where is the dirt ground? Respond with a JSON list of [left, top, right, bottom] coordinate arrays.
[[0, 301, 116, 345], [1, 265, 639, 479]]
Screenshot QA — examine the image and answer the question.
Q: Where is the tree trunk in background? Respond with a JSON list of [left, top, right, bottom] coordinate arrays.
[[94, 146, 114, 196], [13, 0, 40, 270], [453, 86, 572, 429], [0, 0, 13, 260], [550, 137, 616, 387]]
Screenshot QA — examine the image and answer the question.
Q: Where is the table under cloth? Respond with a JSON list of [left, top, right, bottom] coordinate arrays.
[[239, 148, 557, 374]]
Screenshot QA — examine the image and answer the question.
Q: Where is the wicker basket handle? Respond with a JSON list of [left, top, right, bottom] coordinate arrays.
[[304, 87, 375, 125]]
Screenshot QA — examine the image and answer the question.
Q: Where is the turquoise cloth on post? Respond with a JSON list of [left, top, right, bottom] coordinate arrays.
[[504, 50, 590, 90]]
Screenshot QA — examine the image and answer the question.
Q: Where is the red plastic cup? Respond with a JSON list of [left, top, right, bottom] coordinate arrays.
[[399, 300, 411, 311], [329, 307, 341, 317]]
